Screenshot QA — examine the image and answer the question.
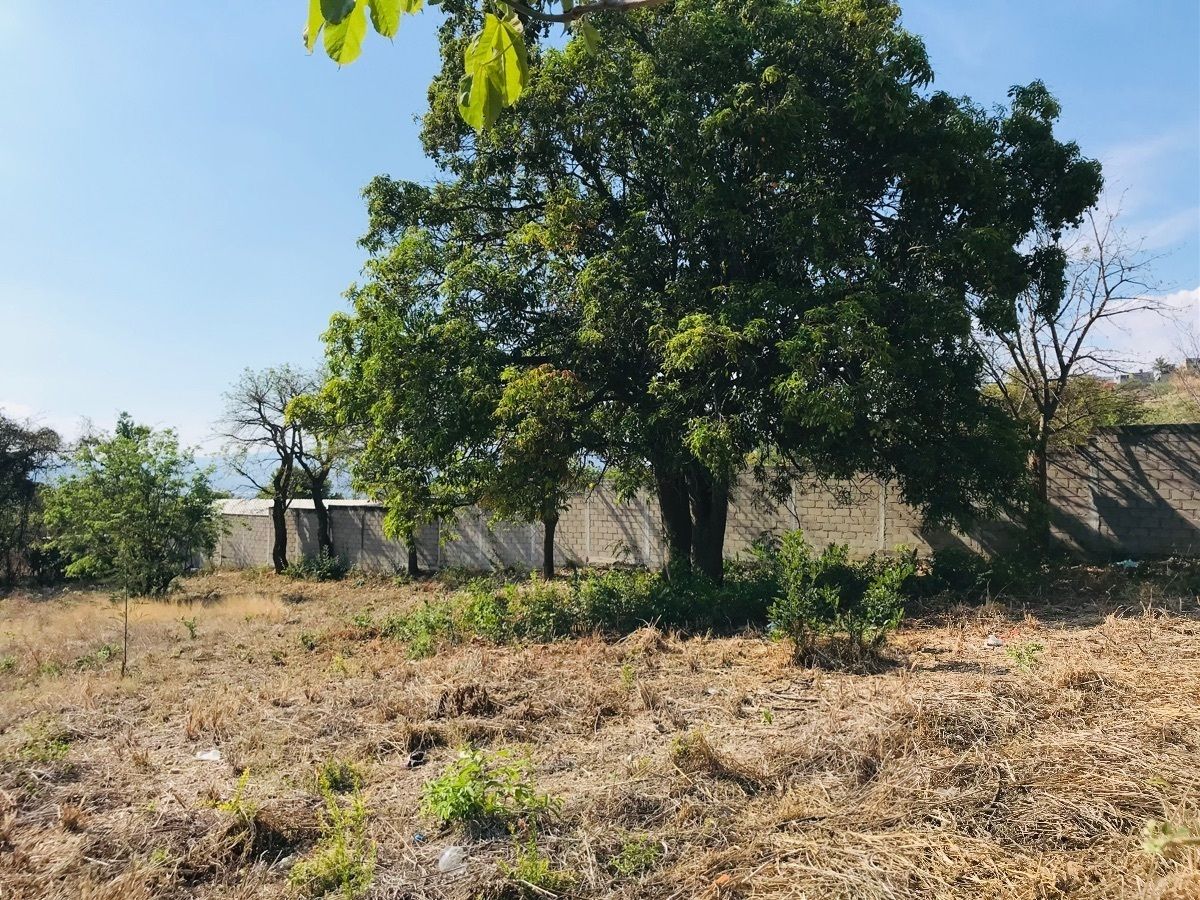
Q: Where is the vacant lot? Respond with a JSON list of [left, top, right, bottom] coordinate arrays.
[[1, 569, 1198, 899]]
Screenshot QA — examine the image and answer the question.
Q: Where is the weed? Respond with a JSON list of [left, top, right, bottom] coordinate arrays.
[[74, 643, 120, 671], [500, 839, 577, 896], [420, 749, 559, 832], [35, 659, 64, 678], [1006, 640, 1045, 671], [181, 616, 198, 639], [285, 550, 350, 583], [0, 655, 16, 674], [760, 708, 775, 726], [299, 632, 319, 652], [216, 769, 258, 823], [20, 722, 71, 764], [289, 783, 376, 898], [609, 836, 663, 877], [349, 609, 376, 634], [619, 663, 636, 689], [317, 759, 363, 794]]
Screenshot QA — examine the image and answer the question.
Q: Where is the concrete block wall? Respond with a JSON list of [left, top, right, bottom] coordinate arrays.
[[213, 426, 1200, 572]]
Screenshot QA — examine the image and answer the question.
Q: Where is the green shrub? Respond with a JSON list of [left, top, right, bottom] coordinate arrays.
[[768, 531, 913, 665], [317, 758, 363, 794], [1006, 640, 1045, 671], [380, 598, 458, 659], [609, 836, 663, 877], [458, 580, 513, 642], [289, 782, 376, 898], [419, 749, 559, 832], [285, 550, 350, 582], [499, 840, 577, 896], [73, 643, 120, 671], [928, 545, 990, 596]]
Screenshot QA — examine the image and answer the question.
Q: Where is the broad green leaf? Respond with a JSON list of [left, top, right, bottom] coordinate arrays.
[[577, 19, 600, 53], [304, 0, 324, 52], [367, 0, 401, 37], [458, 13, 528, 132], [402, 0, 424, 12], [321, 0, 357, 24], [324, 0, 368, 64]]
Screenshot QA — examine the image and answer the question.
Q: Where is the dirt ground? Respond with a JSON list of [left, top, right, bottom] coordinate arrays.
[[1, 568, 1198, 900]]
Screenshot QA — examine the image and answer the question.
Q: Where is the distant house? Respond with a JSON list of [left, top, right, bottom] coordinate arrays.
[[1118, 371, 1156, 385]]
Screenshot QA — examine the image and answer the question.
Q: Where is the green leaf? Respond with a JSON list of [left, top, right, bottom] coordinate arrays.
[[321, 0, 357, 24], [304, 0, 325, 52], [577, 19, 600, 53], [402, 0, 424, 11], [457, 13, 528, 132], [324, 0, 368, 65], [367, 0, 401, 37]]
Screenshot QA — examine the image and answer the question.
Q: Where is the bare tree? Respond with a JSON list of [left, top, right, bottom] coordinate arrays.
[[288, 390, 346, 561], [219, 366, 316, 573], [978, 207, 1160, 523]]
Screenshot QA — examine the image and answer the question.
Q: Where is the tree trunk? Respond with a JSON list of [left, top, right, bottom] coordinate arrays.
[[1031, 434, 1051, 552], [541, 512, 558, 580], [310, 476, 334, 558], [270, 495, 288, 573], [655, 467, 693, 577], [688, 464, 729, 584], [407, 536, 419, 578]]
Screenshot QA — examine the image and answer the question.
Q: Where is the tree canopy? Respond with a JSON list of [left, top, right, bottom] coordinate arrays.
[[44, 414, 220, 596], [319, 0, 1102, 580], [0, 415, 60, 589]]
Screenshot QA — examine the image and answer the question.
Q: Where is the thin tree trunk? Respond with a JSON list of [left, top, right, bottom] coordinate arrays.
[[689, 464, 729, 584], [541, 512, 558, 581], [655, 467, 692, 577], [310, 476, 334, 558], [270, 495, 288, 573], [405, 529, 420, 578], [1031, 434, 1051, 552]]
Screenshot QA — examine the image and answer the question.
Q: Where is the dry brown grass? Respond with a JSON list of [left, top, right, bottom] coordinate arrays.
[[0, 569, 1197, 899]]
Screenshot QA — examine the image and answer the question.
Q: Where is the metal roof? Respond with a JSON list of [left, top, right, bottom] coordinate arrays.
[[216, 498, 381, 517]]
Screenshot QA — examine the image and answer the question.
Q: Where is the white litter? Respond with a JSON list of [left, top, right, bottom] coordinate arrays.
[[984, 634, 1004, 650], [195, 747, 222, 762], [438, 846, 468, 874]]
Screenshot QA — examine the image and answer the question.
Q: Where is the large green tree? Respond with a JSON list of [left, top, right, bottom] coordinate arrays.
[[44, 414, 220, 596], [0, 415, 60, 590], [330, 0, 1101, 581]]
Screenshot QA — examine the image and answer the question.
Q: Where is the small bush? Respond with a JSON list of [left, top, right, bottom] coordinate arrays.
[[21, 722, 71, 763], [768, 531, 913, 665], [317, 759, 363, 794], [380, 598, 458, 659], [500, 840, 577, 896], [1006, 640, 1045, 671], [420, 749, 559, 832], [73, 643, 120, 671], [609, 836, 663, 877], [285, 550, 349, 582], [289, 783, 376, 898], [928, 545, 991, 597]]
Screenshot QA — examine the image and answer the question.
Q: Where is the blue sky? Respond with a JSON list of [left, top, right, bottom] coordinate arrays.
[[2, 1, 1197, 447]]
